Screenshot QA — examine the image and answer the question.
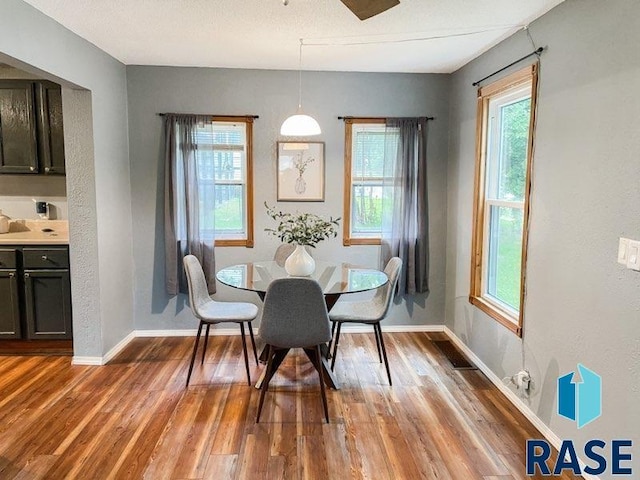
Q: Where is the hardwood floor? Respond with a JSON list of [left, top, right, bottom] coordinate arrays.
[[0, 332, 580, 479]]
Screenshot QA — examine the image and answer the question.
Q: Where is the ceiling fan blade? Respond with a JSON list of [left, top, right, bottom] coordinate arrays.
[[340, 0, 400, 20]]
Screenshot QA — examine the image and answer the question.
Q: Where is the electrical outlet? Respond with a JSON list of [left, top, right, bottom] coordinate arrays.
[[618, 238, 630, 265], [627, 240, 640, 271]]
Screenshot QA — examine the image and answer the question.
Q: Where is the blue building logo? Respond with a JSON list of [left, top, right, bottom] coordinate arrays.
[[557, 363, 601, 428], [526, 364, 631, 476]]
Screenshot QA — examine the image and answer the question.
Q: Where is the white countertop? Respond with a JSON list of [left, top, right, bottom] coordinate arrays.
[[0, 220, 69, 245]]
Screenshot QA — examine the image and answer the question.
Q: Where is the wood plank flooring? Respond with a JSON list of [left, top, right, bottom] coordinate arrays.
[[0, 332, 580, 479]]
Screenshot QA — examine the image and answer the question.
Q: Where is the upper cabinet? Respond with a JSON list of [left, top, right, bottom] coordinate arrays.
[[0, 80, 65, 175], [0, 81, 39, 173], [37, 81, 66, 175]]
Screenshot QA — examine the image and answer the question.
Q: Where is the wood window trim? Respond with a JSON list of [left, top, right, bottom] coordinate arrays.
[[343, 117, 386, 246], [212, 116, 254, 248], [469, 64, 538, 337]]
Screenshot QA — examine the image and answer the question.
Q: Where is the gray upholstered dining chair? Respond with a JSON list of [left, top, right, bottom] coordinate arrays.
[[328, 257, 402, 386], [183, 255, 259, 387], [256, 277, 332, 423]]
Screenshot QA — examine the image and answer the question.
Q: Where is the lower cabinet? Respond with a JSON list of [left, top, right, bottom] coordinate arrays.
[[24, 270, 72, 340], [0, 270, 21, 338], [0, 246, 72, 341]]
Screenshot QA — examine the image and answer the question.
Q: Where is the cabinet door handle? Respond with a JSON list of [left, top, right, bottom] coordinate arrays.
[[29, 166, 35, 171], [24, 273, 30, 278], [41, 255, 48, 261], [9, 272, 15, 278], [45, 167, 50, 172]]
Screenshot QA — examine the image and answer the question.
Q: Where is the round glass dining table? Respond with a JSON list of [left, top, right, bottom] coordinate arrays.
[[216, 260, 388, 309], [215, 260, 388, 390]]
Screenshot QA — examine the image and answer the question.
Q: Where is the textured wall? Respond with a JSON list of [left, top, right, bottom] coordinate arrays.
[[446, 0, 640, 467], [0, 0, 134, 357], [62, 89, 103, 357], [126, 66, 450, 330]]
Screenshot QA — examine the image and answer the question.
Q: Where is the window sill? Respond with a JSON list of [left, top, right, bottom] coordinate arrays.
[[468, 295, 522, 337], [343, 237, 381, 246], [215, 239, 253, 247]]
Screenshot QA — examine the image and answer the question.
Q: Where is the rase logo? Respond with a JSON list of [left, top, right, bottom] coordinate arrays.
[[526, 364, 633, 476], [557, 363, 601, 428]]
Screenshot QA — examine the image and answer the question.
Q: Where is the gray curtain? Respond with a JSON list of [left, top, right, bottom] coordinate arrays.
[[380, 118, 429, 295], [164, 114, 216, 295]]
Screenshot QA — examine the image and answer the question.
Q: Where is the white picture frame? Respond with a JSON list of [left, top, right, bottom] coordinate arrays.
[[276, 141, 325, 202]]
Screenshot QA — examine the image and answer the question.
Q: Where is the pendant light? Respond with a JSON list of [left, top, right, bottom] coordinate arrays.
[[280, 39, 321, 136]]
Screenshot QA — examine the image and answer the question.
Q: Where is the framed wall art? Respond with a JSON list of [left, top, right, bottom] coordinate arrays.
[[276, 141, 325, 201]]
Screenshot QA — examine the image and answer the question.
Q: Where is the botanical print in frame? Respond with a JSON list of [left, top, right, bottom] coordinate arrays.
[[277, 141, 325, 202]]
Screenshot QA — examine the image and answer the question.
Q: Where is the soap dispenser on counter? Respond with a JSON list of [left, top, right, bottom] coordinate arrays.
[[0, 209, 9, 234]]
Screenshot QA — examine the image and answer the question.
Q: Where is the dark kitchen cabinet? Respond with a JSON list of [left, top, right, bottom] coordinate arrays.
[[0, 248, 20, 339], [0, 246, 72, 341], [0, 270, 21, 339], [36, 81, 66, 175], [24, 270, 72, 340], [0, 80, 65, 175], [0, 81, 39, 174]]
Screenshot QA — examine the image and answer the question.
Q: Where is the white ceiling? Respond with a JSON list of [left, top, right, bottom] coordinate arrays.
[[22, 0, 564, 73]]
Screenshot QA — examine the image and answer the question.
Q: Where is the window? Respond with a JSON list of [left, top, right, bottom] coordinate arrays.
[[343, 118, 399, 245], [194, 117, 254, 247], [470, 64, 538, 335]]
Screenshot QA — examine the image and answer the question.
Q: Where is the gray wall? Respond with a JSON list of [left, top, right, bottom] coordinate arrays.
[[0, 0, 135, 357], [446, 0, 640, 468], [126, 66, 449, 330]]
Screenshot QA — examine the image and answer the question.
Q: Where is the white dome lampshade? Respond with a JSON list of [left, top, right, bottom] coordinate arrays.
[[280, 112, 321, 136]]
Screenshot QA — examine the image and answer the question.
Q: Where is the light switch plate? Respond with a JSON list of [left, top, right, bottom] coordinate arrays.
[[626, 240, 640, 271], [618, 237, 630, 265]]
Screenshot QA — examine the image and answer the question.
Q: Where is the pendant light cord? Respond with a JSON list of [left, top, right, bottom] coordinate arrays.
[[298, 39, 303, 110]]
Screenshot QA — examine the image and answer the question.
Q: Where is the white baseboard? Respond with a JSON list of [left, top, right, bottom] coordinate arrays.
[[134, 328, 238, 337], [443, 327, 600, 480], [381, 324, 444, 333], [338, 324, 444, 334], [78, 325, 443, 364], [71, 356, 104, 366], [103, 331, 136, 363], [132, 324, 445, 337], [72, 331, 136, 366]]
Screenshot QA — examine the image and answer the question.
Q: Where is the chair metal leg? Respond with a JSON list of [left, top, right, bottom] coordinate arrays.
[[330, 322, 342, 371], [373, 323, 383, 363], [247, 322, 259, 366], [328, 320, 337, 353], [375, 323, 392, 386], [201, 323, 211, 365], [186, 321, 204, 387], [239, 322, 251, 385], [315, 345, 330, 423], [256, 345, 274, 423]]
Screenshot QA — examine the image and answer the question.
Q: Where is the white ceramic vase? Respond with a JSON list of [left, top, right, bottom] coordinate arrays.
[[284, 244, 315, 277]]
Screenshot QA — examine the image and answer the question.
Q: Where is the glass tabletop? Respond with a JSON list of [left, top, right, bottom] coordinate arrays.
[[216, 261, 388, 295]]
